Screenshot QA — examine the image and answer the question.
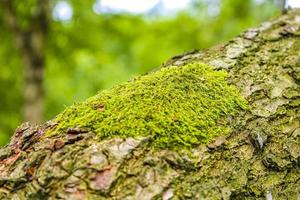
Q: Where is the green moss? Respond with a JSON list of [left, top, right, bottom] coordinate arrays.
[[48, 63, 248, 149]]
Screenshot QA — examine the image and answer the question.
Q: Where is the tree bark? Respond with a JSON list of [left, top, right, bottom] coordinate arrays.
[[1, 0, 49, 123], [0, 10, 300, 200]]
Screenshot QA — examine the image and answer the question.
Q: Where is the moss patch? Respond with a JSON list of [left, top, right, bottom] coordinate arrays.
[[49, 63, 248, 149]]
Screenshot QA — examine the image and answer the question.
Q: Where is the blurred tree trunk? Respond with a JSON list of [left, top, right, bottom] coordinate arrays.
[[1, 0, 49, 123], [0, 10, 299, 200]]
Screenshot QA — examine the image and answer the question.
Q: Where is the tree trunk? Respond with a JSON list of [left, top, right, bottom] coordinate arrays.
[[1, 0, 49, 123], [0, 10, 300, 200]]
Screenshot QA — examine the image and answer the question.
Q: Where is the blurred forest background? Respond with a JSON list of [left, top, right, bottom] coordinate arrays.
[[0, 0, 281, 146]]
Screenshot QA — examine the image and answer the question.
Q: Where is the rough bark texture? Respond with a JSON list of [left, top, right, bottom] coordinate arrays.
[[1, 10, 300, 200], [1, 0, 49, 123]]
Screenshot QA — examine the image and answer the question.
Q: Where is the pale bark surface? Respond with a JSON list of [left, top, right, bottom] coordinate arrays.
[[0, 10, 300, 200]]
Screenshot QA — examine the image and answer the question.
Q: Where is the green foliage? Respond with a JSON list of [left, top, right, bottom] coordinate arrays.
[[0, 0, 280, 146], [0, 24, 23, 147], [50, 63, 248, 149]]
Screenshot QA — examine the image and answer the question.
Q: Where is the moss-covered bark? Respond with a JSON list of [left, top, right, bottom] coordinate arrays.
[[1, 10, 300, 200]]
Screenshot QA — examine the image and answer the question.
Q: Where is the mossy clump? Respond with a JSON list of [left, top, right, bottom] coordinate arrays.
[[50, 63, 248, 149]]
